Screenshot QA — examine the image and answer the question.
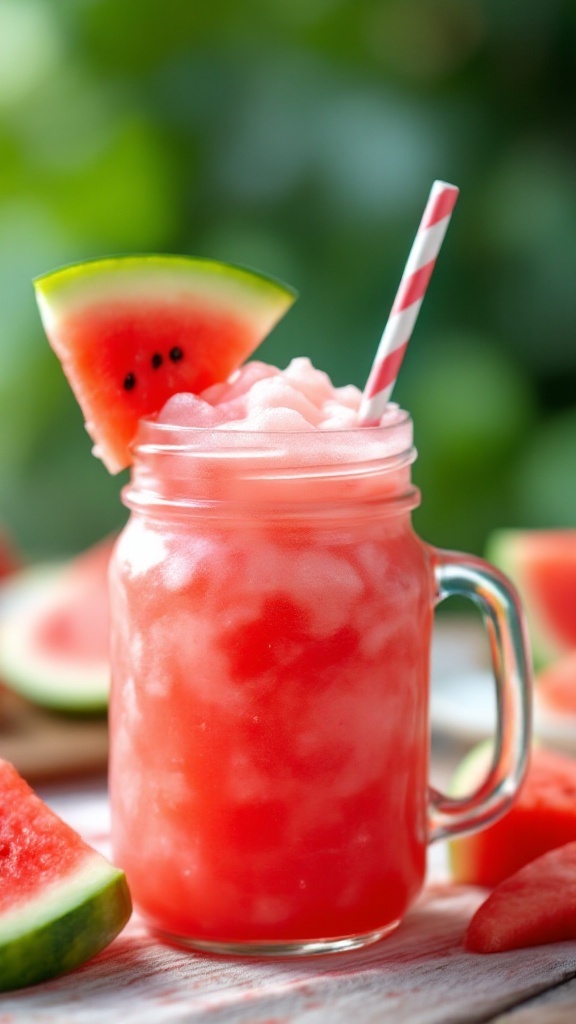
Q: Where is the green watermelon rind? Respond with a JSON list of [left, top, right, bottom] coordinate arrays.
[[0, 853, 131, 991], [485, 530, 560, 668], [448, 738, 494, 799], [0, 566, 109, 714], [33, 254, 297, 322], [447, 740, 494, 882]]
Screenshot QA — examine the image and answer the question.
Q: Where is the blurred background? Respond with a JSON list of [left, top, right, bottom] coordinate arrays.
[[0, 0, 574, 560]]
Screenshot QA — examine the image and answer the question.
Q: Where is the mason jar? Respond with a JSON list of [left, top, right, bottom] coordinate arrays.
[[108, 409, 531, 956]]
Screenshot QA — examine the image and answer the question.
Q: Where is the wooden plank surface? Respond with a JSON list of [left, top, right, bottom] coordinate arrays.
[[493, 981, 576, 1024], [3, 880, 576, 1024]]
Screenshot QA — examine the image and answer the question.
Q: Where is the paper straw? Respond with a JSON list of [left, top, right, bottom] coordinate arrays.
[[358, 180, 459, 426]]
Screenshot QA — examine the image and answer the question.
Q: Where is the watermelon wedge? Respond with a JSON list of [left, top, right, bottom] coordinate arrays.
[[0, 537, 113, 713], [465, 842, 576, 953], [487, 530, 576, 666], [0, 757, 131, 990], [34, 256, 297, 473], [449, 742, 576, 888]]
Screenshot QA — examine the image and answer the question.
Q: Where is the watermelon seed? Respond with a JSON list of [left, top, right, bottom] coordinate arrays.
[[169, 347, 183, 362], [151, 353, 163, 368], [123, 373, 136, 390]]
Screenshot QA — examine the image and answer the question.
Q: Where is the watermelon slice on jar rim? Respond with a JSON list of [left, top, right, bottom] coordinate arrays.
[[34, 255, 297, 474]]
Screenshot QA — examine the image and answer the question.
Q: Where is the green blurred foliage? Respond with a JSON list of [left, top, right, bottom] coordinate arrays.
[[0, 0, 574, 558]]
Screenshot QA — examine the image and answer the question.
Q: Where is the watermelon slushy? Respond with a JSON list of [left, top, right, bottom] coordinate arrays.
[[32, 255, 531, 955], [109, 358, 434, 951]]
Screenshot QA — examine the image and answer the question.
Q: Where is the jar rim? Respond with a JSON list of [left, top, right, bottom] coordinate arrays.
[[131, 405, 414, 460], [126, 407, 419, 518]]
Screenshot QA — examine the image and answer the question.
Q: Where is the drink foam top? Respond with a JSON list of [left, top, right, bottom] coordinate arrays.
[[156, 358, 405, 433], [131, 359, 416, 506]]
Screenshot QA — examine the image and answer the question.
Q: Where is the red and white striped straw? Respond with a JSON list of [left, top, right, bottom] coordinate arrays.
[[358, 179, 459, 426]]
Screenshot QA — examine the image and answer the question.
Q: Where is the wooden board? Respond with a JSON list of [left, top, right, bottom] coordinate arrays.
[[0, 688, 108, 781]]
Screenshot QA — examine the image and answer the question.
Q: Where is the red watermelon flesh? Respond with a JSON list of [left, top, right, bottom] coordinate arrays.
[[33, 536, 113, 665], [34, 256, 297, 473], [0, 760, 93, 911], [487, 530, 576, 664], [537, 651, 576, 716], [0, 757, 131, 990], [449, 745, 576, 888], [518, 534, 576, 650], [465, 841, 576, 953]]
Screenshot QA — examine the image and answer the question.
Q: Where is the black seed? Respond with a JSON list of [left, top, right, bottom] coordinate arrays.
[[123, 372, 136, 391], [151, 353, 163, 368], [169, 346, 183, 362]]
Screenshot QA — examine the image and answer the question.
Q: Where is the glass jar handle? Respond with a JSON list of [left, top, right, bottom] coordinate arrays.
[[429, 549, 532, 843]]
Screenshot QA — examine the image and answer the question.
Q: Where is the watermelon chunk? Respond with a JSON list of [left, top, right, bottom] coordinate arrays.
[[0, 758, 131, 990], [487, 530, 576, 665], [465, 842, 576, 953], [0, 537, 113, 713], [449, 743, 576, 888], [536, 650, 576, 716], [34, 256, 297, 473]]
